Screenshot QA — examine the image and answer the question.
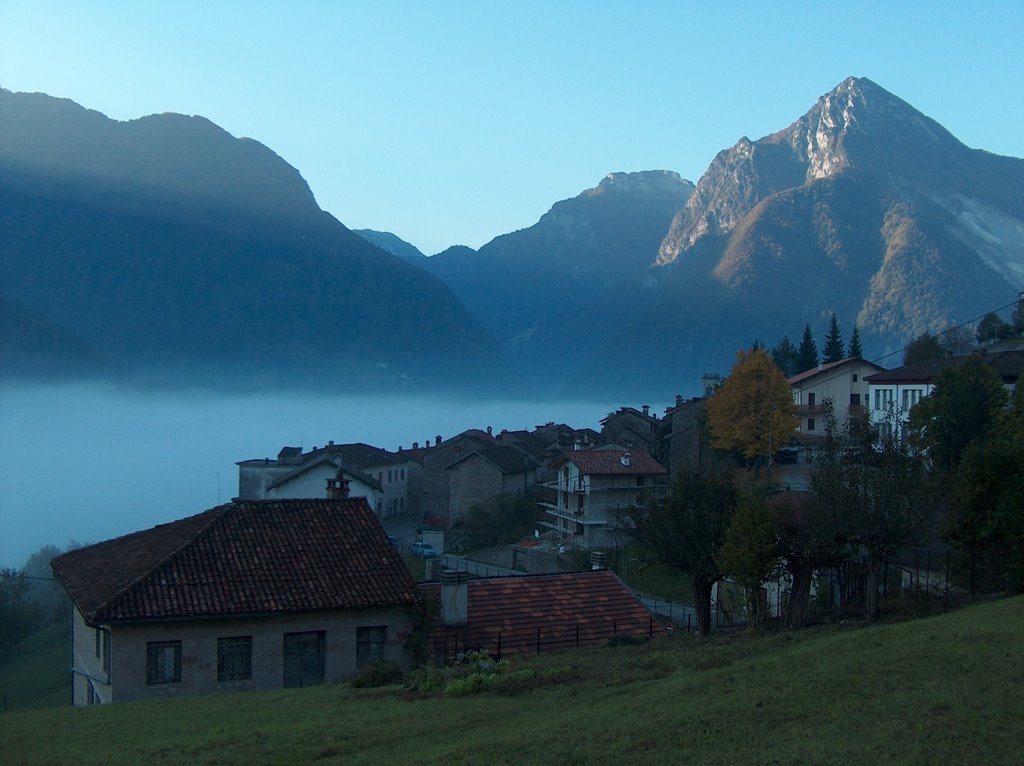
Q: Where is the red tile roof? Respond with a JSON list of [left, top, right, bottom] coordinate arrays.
[[787, 357, 886, 386], [51, 498, 420, 624], [550, 448, 666, 476], [420, 570, 665, 658]]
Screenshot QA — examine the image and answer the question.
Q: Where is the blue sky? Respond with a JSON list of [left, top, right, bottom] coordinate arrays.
[[1, 1, 1021, 254]]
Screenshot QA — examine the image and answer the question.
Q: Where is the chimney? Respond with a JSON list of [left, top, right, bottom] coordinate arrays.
[[676, 395, 683, 407], [326, 477, 350, 499], [590, 551, 608, 571], [487, 425, 493, 436], [439, 569, 470, 625], [435, 435, 442, 447], [413, 441, 419, 450], [642, 404, 650, 416]]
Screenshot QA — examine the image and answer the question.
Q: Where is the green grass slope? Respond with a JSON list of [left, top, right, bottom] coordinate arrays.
[[2, 597, 1022, 765], [0, 621, 69, 712]]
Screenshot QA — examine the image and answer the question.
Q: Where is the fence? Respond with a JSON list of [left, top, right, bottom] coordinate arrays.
[[429, 618, 666, 664]]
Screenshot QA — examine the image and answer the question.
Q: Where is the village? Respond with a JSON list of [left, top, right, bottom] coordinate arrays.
[[43, 346, 1024, 705]]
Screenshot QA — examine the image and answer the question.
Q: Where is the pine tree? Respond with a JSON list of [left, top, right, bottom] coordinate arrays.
[[796, 324, 819, 373], [771, 336, 799, 377], [823, 314, 844, 363], [847, 325, 863, 358]]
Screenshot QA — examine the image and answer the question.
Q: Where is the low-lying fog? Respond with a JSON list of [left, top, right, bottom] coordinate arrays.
[[0, 382, 633, 569]]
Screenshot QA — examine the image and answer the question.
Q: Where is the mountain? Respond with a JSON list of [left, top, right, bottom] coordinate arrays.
[[420, 170, 694, 365], [353, 230, 426, 261], [637, 77, 1024, 381], [420, 77, 1024, 399], [0, 90, 506, 391]]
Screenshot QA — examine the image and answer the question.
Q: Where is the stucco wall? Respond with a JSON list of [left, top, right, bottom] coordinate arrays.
[[70, 604, 112, 705], [103, 607, 415, 704]]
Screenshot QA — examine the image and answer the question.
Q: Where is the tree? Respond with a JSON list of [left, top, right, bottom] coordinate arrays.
[[796, 324, 819, 373], [847, 325, 863, 359], [717, 493, 777, 628], [903, 332, 944, 365], [771, 335, 799, 377], [941, 326, 975, 355], [908, 355, 1008, 473], [1013, 296, 1024, 335], [976, 312, 1011, 345], [946, 386, 1024, 594], [823, 314, 844, 363], [707, 348, 799, 467], [22, 544, 66, 623], [625, 470, 736, 636], [814, 418, 936, 620], [0, 568, 43, 651]]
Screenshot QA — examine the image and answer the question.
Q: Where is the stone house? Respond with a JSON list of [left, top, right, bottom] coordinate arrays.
[[445, 445, 540, 520], [418, 430, 497, 523], [51, 497, 421, 705], [600, 405, 660, 453], [540, 447, 667, 549]]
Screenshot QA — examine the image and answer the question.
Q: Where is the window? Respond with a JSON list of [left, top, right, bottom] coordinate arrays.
[[902, 388, 922, 411], [852, 373, 858, 382], [807, 418, 816, 431], [95, 628, 110, 674], [400, 468, 405, 480], [146, 641, 181, 685], [850, 393, 861, 406], [217, 636, 252, 681], [808, 392, 816, 406], [356, 626, 387, 667], [874, 388, 893, 411]]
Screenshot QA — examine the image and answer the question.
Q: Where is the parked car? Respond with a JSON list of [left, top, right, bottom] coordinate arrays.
[[410, 541, 438, 558]]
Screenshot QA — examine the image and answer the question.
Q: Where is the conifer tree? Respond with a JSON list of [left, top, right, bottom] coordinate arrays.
[[796, 324, 819, 373], [823, 314, 844, 363], [847, 325, 863, 358], [771, 336, 799, 377]]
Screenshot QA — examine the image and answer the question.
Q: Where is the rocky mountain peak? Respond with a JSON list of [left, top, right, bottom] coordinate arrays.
[[655, 76, 970, 267]]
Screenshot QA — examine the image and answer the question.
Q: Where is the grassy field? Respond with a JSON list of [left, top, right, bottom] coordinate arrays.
[[0, 621, 69, 712], [1, 595, 1021, 765]]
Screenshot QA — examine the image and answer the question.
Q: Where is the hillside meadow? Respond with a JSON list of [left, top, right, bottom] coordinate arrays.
[[1, 595, 1022, 765]]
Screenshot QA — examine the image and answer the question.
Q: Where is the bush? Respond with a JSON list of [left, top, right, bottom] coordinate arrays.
[[349, 660, 405, 688], [606, 633, 649, 647]]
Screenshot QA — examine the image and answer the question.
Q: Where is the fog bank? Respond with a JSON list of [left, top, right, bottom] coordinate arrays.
[[0, 382, 633, 568]]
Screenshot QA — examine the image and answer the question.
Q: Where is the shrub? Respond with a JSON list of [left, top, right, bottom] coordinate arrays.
[[349, 660, 405, 688]]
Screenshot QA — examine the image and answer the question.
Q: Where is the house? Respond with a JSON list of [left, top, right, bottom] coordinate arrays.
[[864, 350, 1024, 436], [540, 448, 667, 549], [600, 405, 660, 454], [419, 569, 665, 661], [418, 429, 497, 523], [51, 496, 421, 705], [237, 441, 422, 519], [788, 357, 887, 439], [445, 445, 540, 520]]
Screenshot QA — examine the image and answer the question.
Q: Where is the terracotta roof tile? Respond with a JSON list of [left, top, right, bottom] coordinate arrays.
[[550, 448, 666, 476], [420, 570, 665, 658], [52, 498, 419, 623]]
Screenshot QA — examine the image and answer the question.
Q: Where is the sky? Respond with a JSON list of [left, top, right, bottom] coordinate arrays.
[[1, 1, 1022, 255]]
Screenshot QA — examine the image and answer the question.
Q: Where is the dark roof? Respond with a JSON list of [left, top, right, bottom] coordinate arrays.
[[550, 448, 666, 476], [265, 455, 382, 492], [446, 445, 539, 475], [52, 498, 419, 624], [864, 350, 1024, 385], [420, 570, 664, 657], [787, 357, 886, 386]]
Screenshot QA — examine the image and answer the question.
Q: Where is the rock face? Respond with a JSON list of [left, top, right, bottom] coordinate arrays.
[[0, 89, 506, 391]]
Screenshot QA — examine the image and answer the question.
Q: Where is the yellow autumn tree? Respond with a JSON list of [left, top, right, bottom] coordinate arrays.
[[707, 347, 799, 464]]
